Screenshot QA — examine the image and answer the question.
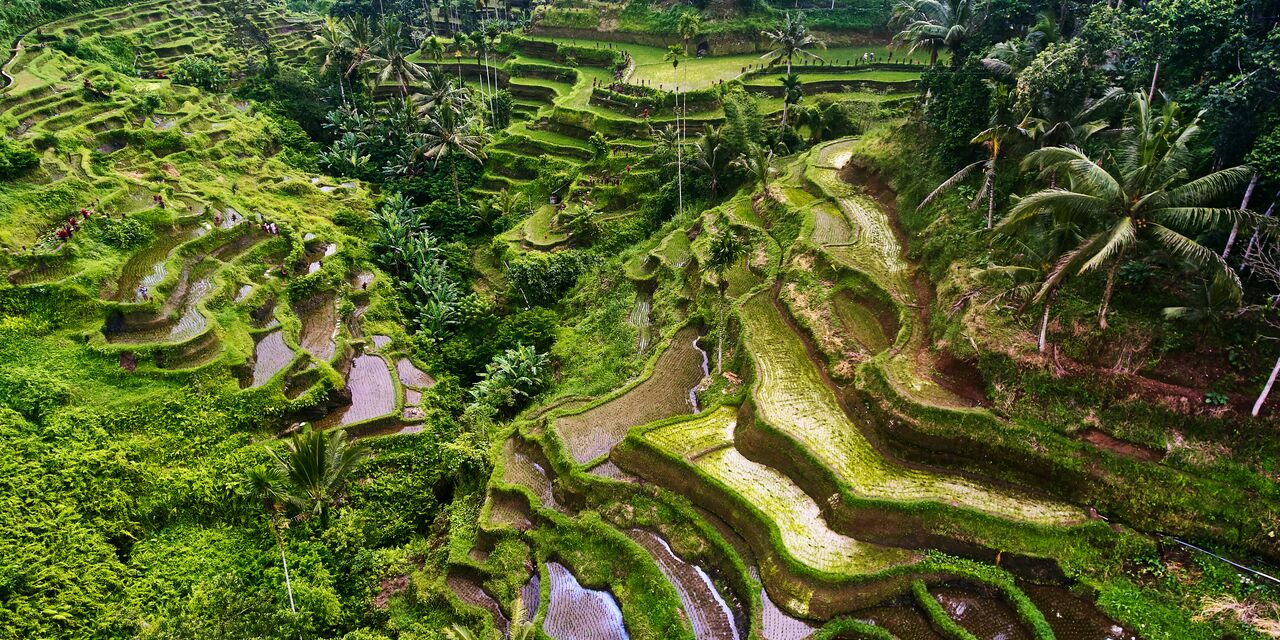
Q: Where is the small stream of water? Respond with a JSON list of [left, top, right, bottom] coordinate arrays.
[[689, 334, 709, 412]]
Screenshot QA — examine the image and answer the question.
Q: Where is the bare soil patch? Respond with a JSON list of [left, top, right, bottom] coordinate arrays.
[[1080, 428, 1164, 463]]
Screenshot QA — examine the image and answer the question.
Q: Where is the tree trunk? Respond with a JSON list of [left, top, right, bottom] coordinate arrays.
[[929, 47, 938, 66], [1147, 61, 1160, 102], [1244, 194, 1277, 262], [1098, 256, 1122, 329], [717, 291, 725, 373], [453, 160, 461, 207], [782, 56, 791, 126], [675, 65, 683, 217], [1222, 171, 1258, 259], [983, 166, 995, 229], [1038, 290, 1056, 353], [1254, 355, 1280, 417]]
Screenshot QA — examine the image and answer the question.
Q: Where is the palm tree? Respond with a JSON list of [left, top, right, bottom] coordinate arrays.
[[664, 44, 687, 217], [890, 0, 981, 66], [452, 31, 471, 81], [734, 144, 773, 196], [342, 15, 379, 93], [690, 125, 729, 198], [315, 17, 353, 103], [761, 13, 824, 126], [264, 426, 367, 530], [417, 70, 467, 114], [1001, 92, 1253, 331], [419, 105, 489, 206], [245, 465, 299, 618], [677, 12, 701, 55], [482, 21, 504, 128], [707, 215, 747, 373], [424, 34, 446, 66], [779, 73, 803, 126], [370, 20, 429, 97], [917, 112, 1037, 229]]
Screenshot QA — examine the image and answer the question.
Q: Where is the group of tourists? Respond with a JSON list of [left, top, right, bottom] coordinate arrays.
[[54, 208, 94, 242]]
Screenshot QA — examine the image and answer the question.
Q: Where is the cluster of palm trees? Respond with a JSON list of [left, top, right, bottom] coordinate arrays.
[[316, 15, 508, 131], [889, 0, 982, 66], [935, 91, 1255, 353]]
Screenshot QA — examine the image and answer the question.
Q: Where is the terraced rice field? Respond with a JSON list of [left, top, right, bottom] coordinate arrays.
[[314, 354, 396, 428], [738, 291, 1079, 524], [485, 490, 533, 531], [625, 529, 740, 640], [447, 571, 509, 634], [103, 224, 204, 301], [501, 437, 559, 509], [544, 562, 630, 640], [643, 407, 915, 576], [298, 295, 338, 362], [248, 330, 294, 388], [395, 357, 435, 388], [555, 326, 706, 464], [929, 586, 1032, 640]]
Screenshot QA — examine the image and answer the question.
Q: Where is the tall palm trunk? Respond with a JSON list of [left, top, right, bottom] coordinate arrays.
[[1254, 356, 1280, 417], [1098, 251, 1124, 329], [1038, 289, 1057, 353], [782, 54, 791, 127], [452, 159, 462, 206], [717, 286, 726, 372], [674, 64, 683, 217], [1222, 171, 1258, 259], [1243, 194, 1277, 262]]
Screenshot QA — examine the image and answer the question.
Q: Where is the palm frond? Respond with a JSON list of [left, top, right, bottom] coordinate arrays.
[[1162, 165, 1252, 207], [916, 160, 983, 211]]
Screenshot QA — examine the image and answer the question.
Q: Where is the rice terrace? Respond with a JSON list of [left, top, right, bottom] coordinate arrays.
[[2, 0, 1280, 638]]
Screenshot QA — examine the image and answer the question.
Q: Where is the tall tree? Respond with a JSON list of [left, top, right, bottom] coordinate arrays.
[[779, 73, 803, 126], [419, 104, 489, 206], [707, 215, 747, 373], [889, 0, 981, 66], [918, 112, 1037, 229], [1003, 92, 1253, 331], [664, 45, 687, 217], [690, 125, 729, 198], [677, 11, 701, 55], [315, 17, 353, 103], [761, 12, 824, 126], [369, 19, 428, 96]]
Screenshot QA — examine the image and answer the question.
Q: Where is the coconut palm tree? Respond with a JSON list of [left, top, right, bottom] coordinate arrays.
[[481, 21, 505, 129], [342, 15, 379, 92], [664, 44, 687, 217], [244, 465, 299, 618], [690, 125, 729, 198], [677, 11, 701, 55], [424, 34, 446, 66], [370, 20, 429, 97], [707, 215, 747, 373], [889, 0, 981, 66], [416, 70, 467, 114], [1001, 92, 1253, 331], [419, 104, 489, 206], [761, 13, 824, 126], [917, 112, 1037, 229], [315, 17, 353, 103], [264, 426, 367, 530], [734, 144, 773, 196], [779, 73, 803, 126]]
